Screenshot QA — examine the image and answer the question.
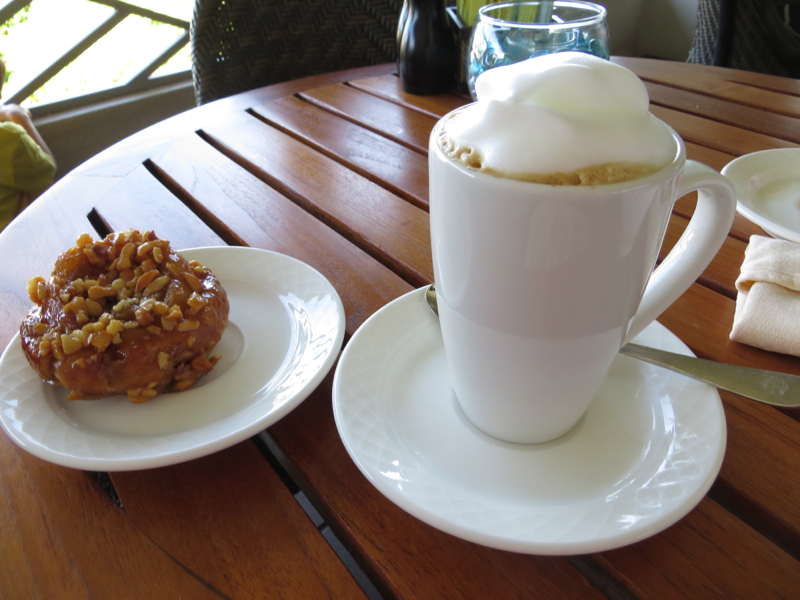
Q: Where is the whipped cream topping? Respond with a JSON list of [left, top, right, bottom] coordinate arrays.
[[439, 53, 676, 181]]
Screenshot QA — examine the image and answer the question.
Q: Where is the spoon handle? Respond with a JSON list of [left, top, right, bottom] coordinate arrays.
[[621, 343, 800, 408]]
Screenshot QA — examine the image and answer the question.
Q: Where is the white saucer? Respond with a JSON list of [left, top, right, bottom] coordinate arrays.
[[332, 288, 726, 555], [722, 148, 800, 242], [0, 247, 345, 471]]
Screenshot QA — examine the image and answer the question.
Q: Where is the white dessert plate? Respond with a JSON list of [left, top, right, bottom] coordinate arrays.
[[722, 148, 800, 242], [0, 247, 345, 471], [332, 288, 726, 555]]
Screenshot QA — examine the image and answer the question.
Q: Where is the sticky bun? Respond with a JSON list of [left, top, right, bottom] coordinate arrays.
[[20, 230, 229, 403]]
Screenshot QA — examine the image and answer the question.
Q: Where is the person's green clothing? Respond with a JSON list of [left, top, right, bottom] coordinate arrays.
[[0, 121, 56, 230]]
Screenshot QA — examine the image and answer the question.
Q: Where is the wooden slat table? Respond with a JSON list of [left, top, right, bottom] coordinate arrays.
[[1, 59, 799, 599]]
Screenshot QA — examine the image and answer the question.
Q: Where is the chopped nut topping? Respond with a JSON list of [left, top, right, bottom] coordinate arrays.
[[23, 229, 227, 404]]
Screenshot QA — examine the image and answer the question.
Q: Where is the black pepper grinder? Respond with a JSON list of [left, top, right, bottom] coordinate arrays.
[[397, 0, 457, 95]]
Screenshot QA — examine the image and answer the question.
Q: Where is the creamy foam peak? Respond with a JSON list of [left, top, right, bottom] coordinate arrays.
[[438, 53, 677, 185]]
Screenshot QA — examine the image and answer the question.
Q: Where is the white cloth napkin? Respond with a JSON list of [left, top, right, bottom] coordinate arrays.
[[732, 235, 800, 356]]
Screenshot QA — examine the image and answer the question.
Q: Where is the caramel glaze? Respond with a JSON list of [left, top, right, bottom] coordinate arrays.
[[20, 230, 229, 403]]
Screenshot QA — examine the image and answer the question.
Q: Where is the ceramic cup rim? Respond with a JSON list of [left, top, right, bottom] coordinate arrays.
[[477, 1, 608, 29], [430, 112, 686, 196]]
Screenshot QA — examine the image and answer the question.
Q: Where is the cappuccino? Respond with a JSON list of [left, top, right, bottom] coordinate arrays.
[[438, 53, 677, 185]]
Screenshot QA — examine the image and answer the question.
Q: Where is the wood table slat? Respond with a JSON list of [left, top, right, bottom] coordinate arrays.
[[596, 499, 800, 600], [651, 104, 800, 156], [646, 82, 800, 145], [252, 95, 429, 208], [615, 56, 800, 99], [348, 73, 467, 117], [643, 71, 800, 120], [300, 83, 439, 154], [198, 111, 434, 287], [684, 141, 737, 172], [111, 442, 369, 600], [0, 435, 221, 599]]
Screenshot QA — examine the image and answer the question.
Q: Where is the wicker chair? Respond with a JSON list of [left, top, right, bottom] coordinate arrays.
[[687, 0, 800, 78], [191, 0, 403, 105]]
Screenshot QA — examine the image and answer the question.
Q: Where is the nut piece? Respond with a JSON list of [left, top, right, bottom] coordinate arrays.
[[135, 270, 158, 293], [145, 275, 170, 295], [117, 243, 135, 270], [27, 277, 46, 304], [177, 320, 200, 332], [127, 388, 158, 404]]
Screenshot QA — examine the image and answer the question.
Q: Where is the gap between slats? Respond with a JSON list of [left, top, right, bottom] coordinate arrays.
[[142, 160, 246, 248], [709, 478, 800, 562]]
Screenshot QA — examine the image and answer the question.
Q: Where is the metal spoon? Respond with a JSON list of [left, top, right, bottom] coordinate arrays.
[[424, 284, 800, 408]]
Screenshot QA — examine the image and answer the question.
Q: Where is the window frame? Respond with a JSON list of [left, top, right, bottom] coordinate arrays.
[[0, 0, 192, 117]]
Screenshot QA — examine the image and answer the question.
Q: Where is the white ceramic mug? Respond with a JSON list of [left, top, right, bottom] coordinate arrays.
[[429, 116, 737, 444]]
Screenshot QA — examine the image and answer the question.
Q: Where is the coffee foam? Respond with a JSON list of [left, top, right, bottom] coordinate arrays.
[[438, 53, 676, 185]]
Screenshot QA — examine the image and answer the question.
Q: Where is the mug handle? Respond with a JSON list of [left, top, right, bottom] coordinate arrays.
[[624, 160, 737, 344]]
